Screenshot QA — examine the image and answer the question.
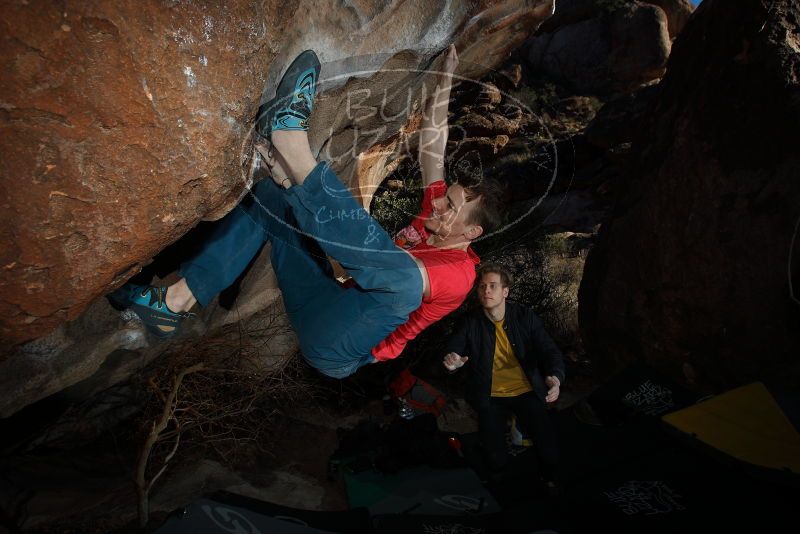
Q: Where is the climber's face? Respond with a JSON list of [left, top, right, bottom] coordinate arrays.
[[425, 183, 483, 245]]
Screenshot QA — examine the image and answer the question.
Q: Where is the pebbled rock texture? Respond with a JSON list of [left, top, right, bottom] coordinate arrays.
[[0, 1, 281, 347]]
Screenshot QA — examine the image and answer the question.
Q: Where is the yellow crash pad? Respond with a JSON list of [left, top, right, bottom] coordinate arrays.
[[662, 382, 800, 473]]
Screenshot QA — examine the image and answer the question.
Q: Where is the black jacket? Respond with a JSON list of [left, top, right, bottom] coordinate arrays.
[[446, 301, 565, 406]]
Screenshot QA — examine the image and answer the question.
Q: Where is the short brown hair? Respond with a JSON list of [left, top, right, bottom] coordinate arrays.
[[449, 154, 507, 234], [477, 262, 513, 288], [462, 179, 505, 234]]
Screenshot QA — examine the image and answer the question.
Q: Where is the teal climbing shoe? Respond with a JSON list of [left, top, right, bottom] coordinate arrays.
[[255, 49, 320, 138], [108, 283, 194, 339]]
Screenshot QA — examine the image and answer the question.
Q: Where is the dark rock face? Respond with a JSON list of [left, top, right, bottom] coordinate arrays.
[[579, 0, 800, 389], [539, 0, 694, 40], [584, 85, 658, 163], [527, 1, 671, 94]]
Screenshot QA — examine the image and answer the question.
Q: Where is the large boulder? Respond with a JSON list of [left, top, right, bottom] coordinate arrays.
[[536, 0, 603, 34], [0, 0, 555, 415], [0, 0, 555, 348], [641, 0, 694, 38], [0, 1, 277, 348], [538, 0, 694, 39], [527, 1, 672, 94], [579, 0, 800, 389]]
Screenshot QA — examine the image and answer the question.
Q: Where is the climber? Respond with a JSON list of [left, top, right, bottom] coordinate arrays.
[[110, 45, 505, 378]]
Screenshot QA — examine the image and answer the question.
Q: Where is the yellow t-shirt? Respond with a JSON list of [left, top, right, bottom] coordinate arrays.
[[490, 318, 533, 397]]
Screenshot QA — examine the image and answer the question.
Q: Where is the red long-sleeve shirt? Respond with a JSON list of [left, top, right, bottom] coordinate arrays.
[[371, 180, 479, 360]]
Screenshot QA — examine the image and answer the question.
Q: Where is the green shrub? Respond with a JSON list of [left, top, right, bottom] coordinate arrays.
[[370, 168, 424, 237]]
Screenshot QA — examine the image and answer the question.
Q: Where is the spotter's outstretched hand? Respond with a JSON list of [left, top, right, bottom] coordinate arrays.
[[545, 375, 561, 403], [443, 351, 469, 371]]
